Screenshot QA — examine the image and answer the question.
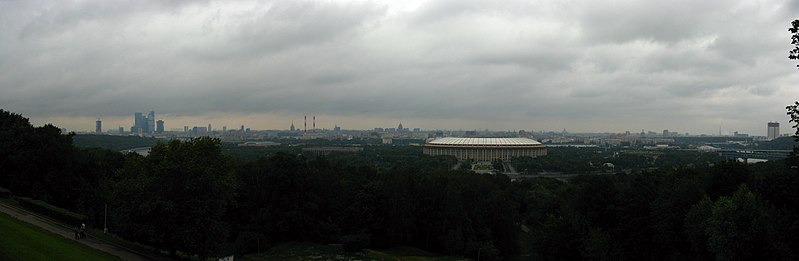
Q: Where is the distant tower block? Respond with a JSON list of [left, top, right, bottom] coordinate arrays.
[[95, 118, 102, 133], [304, 115, 307, 135], [147, 111, 155, 134], [767, 122, 780, 140], [313, 116, 316, 133], [156, 120, 164, 134]]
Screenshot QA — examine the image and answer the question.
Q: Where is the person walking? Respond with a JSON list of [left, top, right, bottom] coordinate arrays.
[[80, 223, 86, 239]]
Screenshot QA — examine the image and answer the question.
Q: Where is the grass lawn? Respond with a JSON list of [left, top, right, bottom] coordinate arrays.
[[0, 212, 121, 261], [242, 242, 468, 261]]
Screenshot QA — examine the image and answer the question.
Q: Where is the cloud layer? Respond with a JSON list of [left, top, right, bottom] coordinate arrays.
[[1, 0, 797, 134]]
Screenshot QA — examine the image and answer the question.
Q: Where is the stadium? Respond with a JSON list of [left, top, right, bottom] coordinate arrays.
[[423, 137, 547, 161]]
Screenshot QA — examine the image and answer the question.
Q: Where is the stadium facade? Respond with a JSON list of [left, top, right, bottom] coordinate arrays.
[[423, 137, 547, 161]]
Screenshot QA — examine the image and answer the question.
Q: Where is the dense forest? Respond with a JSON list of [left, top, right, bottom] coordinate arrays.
[[2, 109, 799, 260]]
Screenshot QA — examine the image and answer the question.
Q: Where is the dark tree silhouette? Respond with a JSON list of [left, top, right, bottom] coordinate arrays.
[[785, 19, 799, 168]]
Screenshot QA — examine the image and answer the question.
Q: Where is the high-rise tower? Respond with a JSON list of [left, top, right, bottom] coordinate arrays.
[[95, 118, 102, 133], [768, 122, 780, 140], [156, 120, 165, 134], [147, 111, 155, 134], [134, 112, 145, 133]]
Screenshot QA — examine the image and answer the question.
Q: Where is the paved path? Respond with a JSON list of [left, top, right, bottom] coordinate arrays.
[[0, 200, 157, 261]]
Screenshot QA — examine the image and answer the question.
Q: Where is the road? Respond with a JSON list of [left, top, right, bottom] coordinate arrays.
[[0, 200, 159, 261]]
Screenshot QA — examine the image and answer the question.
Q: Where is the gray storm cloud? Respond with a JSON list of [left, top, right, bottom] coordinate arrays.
[[0, 0, 796, 134]]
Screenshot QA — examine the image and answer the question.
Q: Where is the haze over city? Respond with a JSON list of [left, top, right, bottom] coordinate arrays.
[[1, 0, 797, 135]]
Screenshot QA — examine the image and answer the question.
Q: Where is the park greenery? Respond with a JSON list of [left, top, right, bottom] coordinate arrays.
[[3, 108, 799, 260], [2, 22, 799, 259]]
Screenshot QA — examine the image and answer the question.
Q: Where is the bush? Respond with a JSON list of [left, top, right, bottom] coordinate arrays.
[[341, 233, 370, 252], [16, 197, 86, 225], [0, 186, 11, 198]]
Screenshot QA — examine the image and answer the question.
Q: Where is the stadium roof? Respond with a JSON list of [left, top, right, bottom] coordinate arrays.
[[427, 137, 542, 146]]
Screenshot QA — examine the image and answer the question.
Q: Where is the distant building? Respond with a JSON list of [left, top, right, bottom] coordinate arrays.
[[302, 147, 363, 156], [290, 122, 295, 131], [134, 112, 145, 132], [118, 126, 124, 134], [192, 126, 208, 135], [238, 141, 280, 147], [156, 120, 164, 133], [95, 118, 102, 133], [768, 122, 780, 140], [663, 129, 669, 137], [132, 111, 157, 135], [424, 137, 547, 161], [147, 111, 155, 134]]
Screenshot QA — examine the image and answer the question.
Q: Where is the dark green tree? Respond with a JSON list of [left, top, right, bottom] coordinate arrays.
[[0, 110, 76, 203], [785, 19, 799, 168], [789, 19, 799, 68], [684, 196, 714, 259], [112, 137, 235, 258], [705, 185, 787, 261]]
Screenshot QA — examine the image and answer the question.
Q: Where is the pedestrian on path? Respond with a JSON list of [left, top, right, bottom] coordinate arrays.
[[80, 223, 86, 239]]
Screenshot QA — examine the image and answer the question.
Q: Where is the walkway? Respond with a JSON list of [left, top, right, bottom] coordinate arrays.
[[0, 200, 161, 261]]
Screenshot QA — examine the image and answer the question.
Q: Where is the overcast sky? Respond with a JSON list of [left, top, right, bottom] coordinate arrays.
[[1, 0, 798, 135]]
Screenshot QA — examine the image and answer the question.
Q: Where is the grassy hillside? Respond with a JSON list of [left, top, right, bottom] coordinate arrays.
[[242, 242, 468, 261], [0, 212, 120, 261]]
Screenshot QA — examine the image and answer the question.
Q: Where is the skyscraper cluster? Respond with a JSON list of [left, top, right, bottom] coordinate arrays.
[[131, 111, 162, 135]]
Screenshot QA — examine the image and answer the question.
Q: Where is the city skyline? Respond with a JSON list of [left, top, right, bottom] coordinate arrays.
[[57, 111, 788, 137], [2, 1, 798, 135]]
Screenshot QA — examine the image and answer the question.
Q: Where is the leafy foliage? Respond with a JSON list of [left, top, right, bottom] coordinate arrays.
[[4, 109, 799, 260], [789, 19, 799, 68], [73, 134, 159, 151], [110, 137, 236, 258], [786, 19, 799, 144]]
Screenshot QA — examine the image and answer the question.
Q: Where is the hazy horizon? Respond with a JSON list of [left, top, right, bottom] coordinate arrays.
[[2, 0, 798, 135]]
